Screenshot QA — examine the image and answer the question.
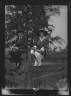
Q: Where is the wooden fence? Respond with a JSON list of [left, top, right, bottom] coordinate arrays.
[[5, 52, 67, 89]]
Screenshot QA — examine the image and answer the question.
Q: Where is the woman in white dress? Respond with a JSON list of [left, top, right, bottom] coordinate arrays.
[[30, 30, 49, 66]]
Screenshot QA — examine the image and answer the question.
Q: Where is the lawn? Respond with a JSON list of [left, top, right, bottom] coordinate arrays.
[[5, 51, 68, 89]]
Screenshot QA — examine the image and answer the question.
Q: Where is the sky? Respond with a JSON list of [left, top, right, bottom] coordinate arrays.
[[48, 5, 67, 49]]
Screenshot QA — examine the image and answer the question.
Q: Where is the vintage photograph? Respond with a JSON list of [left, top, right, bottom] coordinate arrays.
[[4, 5, 68, 95]]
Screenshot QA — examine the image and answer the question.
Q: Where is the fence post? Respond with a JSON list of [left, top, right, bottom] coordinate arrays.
[[27, 53, 33, 89]]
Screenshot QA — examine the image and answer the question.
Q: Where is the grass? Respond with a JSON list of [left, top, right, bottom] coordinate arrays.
[[5, 55, 67, 89]]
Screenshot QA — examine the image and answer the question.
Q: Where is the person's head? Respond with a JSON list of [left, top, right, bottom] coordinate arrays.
[[37, 30, 48, 37], [39, 32, 44, 37]]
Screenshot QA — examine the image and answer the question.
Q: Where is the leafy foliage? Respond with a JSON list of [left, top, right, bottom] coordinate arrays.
[[5, 5, 64, 52]]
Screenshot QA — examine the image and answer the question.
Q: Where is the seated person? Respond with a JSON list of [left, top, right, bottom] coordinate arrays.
[[30, 30, 49, 66]]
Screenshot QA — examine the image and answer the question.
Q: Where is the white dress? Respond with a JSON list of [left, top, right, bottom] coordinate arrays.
[[30, 36, 47, 66]]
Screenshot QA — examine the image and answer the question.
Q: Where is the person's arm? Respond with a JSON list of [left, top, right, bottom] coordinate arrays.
[[32, 38, 38, 49], [40, 37, 49, 52], [44, 36, 49, 49]]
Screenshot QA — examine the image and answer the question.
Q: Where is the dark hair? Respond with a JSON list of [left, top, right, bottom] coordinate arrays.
[[36, 30, 48, 36]]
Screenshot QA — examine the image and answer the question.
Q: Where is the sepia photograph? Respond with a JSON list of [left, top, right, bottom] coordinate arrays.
[[3, 4, 69, 95]]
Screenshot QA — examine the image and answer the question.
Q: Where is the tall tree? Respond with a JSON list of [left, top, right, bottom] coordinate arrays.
[[5, 5, 64, 52]]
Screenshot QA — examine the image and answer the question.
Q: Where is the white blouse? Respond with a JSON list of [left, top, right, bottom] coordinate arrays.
[[39, 36, 46, 42]]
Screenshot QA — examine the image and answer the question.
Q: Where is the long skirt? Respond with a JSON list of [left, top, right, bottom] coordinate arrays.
[[30, 49, 43, 66]]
